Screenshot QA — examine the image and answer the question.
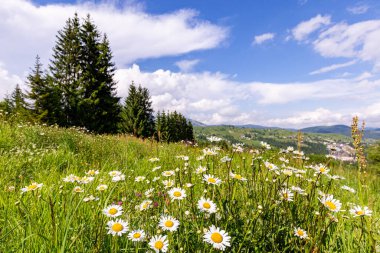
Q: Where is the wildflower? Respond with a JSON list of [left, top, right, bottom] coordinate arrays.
[[152, 166, 161, 172], [260, 141, 271, 150], [168, 188, 186, 201], [135, 176, 146, 182], [291, 186, 307, 195], [96, 184, 108, 191], [185, 183, 194, 188], [207, 136, 222, 142], [198, 197, 217, 214], [203, 148, 218, 156], [264, 161, 278, 171], [109, 170, 122, 177], [341, 185, 356, 193], [294, 227, 308, 239], [63, 174, 78, 183], [140, 200, 153, 211], [319, 195, 342, 212], [313, 164, 330, 175], [21, 182, 43, 192], [232, 143, 244, 152], [73, 186, 84, 193], [162, 179, 175, 188], [85, 169, 99, 176], [159, 215, 180, 232], [230, 172, 247, 181], [107, 219, 129, 236], [279, 188, 294, 202], [220, 156, 232, 163], [203, 174, 222, 185], [83, 195, 98, 202], [153, 176, 160, 182], [162, 171, 175, 177], [79, 176, 94, 184], [349, 205, 372, 217], [149, 235, 169, 253], [112, 174, 125, 182], [128, 230, 146, 242], [287, 146, 294, 152], [103, 204, 123, 218], [145, 188, 154, 197], [203, 225, 231, 251], [282, 169, 293, 177], [196, 166, 207, 174], [149, 157, 160, 162]]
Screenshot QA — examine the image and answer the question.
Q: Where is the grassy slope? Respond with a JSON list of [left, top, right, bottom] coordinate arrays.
[[0, 121, 379, 252]]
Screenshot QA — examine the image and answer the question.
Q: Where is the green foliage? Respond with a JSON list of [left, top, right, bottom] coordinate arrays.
[[156, 110, 194, 143], [121, 82, 155, 138], [368, 141, 380, 173]]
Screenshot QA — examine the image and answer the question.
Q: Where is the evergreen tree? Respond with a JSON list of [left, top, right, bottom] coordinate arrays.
[[49, 13, 82, 127], [27, 55, 63, 124], [78, 16, 121, 133], [155, 110, 194, 143], [8, 85, 31, 119], [122, 82, 155, 138]]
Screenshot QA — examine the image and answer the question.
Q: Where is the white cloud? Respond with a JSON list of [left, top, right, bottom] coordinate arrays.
[[267, 108, 347, 128], [292, 14, 331, 41], [0, 0, 228, 75], [0, 63, 23, 98], [309, 60, 357, 75], [253, 33, 275, 45], [312, 20, 380, 70], [175, 59, 200, 72], [347, 5, 369, 15]]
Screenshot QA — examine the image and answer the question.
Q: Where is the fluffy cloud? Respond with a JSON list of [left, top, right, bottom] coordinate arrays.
[[0, 0, 227, 75], [175, 59, 200, 72], [292, 14, 331, 41], [309, 60, 357, 75], [114, 64, 380, 126], [0, 63, 23, 98], [252, 33, 275, 45]]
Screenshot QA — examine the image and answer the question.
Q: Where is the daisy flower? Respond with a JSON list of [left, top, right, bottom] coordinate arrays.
[[196, 166, 207, 174], [294, 227, 308, 239], [203, 225, 231, 251], [341, 185, 356, 193], [260, 141, 271, 149], [21, 182, 43, 192], [203, 148, 218, 156], [168, 187, 186, 201], [149, 157, 160, 162], [63, 174, 78, 183], [264, 161, 278, 171], [140, 200, 153, 211], [109, 170, 122, 177], [203, 174, 222, 185], [159, 215, 180, 232], [349, 205, 372, 217], [128, 229, 146, 242], [135, 176, 146, 182], [85, 169, 99, 176], [162, 170, 175, 177], [279, 188, 294, 202], [149, 235, 169, 253], [319, 194, 342, 212], [230, 172, 247, 181], [162, 179, 175, 188], [112, 174, 125, 182], [73, 186, 84, 193], [96, 184, 108, 191], [291, 186, 307, 195], [83, 195, 99, 202], [207, 136, 222, 142], [145, 188, 154, 197], [313, 164, 330, 175], [107, 219, 129, 236], [103, 204, 123, 218], [79, 176, 94, 184], [198, 197, 217, 214]]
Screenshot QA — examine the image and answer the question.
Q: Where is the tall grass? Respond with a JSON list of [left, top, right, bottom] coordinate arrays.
[[0, 119, 378, 252]]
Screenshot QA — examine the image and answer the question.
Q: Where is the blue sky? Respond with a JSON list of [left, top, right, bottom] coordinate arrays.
[[1, 0, 380, 127]]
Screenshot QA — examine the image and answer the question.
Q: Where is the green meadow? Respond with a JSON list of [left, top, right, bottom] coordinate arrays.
[[0, 119, 379, 252]]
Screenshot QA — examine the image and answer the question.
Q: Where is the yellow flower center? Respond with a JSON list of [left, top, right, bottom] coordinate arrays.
[[234, 175, 242, 180], [356, 210, 364, 216], [320, 167, 325, 173], [142, 203, 149, 209], [173, 191, 182, 197], [283, 193, 289, 199], [112, 223, 123, 232], [28, 184, 38, 190], [108, 208, 118, 215], [164, 220, 174, 227], [74, 188, 82, 192], [208, 178, 216, 183], [88, 170, 95, 175], [297, 230, 304, 236], [203, 202, 211, 209], [133, 233, 141, 238], [154, 241, 164, 249], [325, 201, 337, 210], [211, 232, 223, 243]]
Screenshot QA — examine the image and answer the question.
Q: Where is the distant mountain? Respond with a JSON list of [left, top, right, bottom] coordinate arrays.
[[301, 125, 380, 139], [189, 119, 208, 127]]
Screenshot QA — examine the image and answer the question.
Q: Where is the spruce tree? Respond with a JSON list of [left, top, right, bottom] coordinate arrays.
[[78, 16, 121, 133], [27, 55, 63, 124], [122, 82, 155, 138], [9, 85, 31, 119], [49, 13, 82, 127]]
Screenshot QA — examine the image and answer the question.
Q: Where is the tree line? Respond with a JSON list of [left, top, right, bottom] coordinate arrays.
[[0, 14, 194, 143]]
